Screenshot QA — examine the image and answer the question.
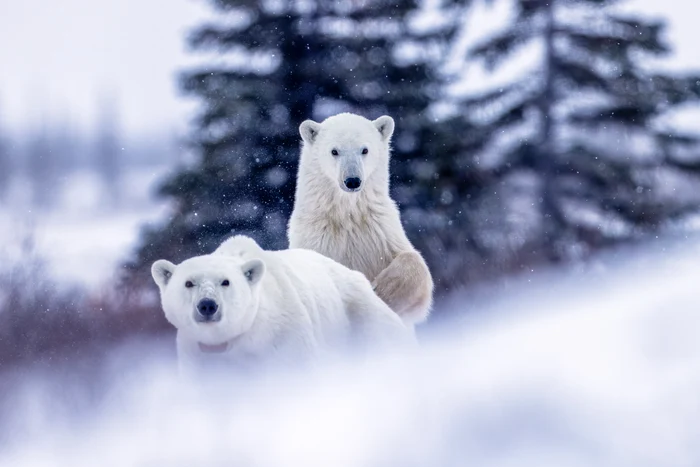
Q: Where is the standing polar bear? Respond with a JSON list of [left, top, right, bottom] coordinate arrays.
[[151, 235, 412, 372], [288, 113, 433, 325]]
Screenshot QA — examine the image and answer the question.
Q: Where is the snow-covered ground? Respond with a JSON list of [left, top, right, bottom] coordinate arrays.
[[0, 166, 171, 288], [1, 237, 698, 466]]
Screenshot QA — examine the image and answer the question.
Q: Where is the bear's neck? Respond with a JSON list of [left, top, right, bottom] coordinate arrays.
[[294, 157, 392, 216], [227, 295, 278, 354]]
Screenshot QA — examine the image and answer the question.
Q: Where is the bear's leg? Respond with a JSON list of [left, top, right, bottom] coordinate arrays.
[[372, 251, 433, 324], [343, 277, 416, 351], [271, 323, 321, 366]]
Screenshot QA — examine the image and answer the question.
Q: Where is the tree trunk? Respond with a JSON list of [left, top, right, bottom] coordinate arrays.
[[537, 0, 563, 261]]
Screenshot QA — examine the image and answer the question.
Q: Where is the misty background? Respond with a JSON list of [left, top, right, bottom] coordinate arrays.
[[0, 0, 698, 288]]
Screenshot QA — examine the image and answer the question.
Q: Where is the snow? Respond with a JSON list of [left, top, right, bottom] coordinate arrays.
[[1, 237, 699, 466]]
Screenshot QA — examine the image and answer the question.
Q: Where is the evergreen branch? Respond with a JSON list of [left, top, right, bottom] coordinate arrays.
[[469, 27, 534, 71], [517, 0, 548, 20], [188, 24, 254, 50], [457, 82, 530, 112], [567, 104, 655, 127], [562, 30, 632, 63], [560, 24, 667, 58], [607, 15, 669, 53], [665, 158, 700, 173], [560, 0, 621, 4], [655, 132, 700, 147], [555, 56, 611, 92], [649, 75, 700, 106], [476, 100, 530, 129], [211, 0, 260, 10]]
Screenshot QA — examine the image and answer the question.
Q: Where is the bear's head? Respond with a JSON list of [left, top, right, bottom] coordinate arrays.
[[151, 254, 265, 351], [299, 113, 394, 194]]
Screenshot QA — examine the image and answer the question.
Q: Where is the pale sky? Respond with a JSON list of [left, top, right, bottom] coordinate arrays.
[[0, 0, 697, 139], [0, 0, 210, 139]]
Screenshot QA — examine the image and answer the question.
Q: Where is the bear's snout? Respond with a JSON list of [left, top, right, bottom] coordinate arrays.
[[196, 298, 219, 318], [344, 177, 362, 191]]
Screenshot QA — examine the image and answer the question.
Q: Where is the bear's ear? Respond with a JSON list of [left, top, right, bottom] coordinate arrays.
[[151, 260, 176, 289], [373, 115, 395, 142], [241, 258, 265, 287], [299, 120, 321, 144]]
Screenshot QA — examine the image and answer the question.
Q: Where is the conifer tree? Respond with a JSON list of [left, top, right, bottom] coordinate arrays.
[[447, 0, 700, 267], [0, 117, 10, 200], [27, 119, 56, 209], [95, 97, 122, 206]]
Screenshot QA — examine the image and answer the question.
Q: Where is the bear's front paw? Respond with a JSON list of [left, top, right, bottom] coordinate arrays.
[[373, 275, 404, 312]]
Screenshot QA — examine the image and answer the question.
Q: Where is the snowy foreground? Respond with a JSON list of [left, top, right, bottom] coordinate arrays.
[[2, 238, 700, 467]]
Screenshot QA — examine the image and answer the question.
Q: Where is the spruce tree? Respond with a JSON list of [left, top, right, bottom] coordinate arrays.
[[27, 120, 57, 209], [126, 0, 468, 286], [0, 116, 10, 200], [95, 97, 122, 207], [447, 0, 700, 269]]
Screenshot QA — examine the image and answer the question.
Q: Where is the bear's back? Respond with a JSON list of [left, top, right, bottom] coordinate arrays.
[[263, 248, 358, 345]]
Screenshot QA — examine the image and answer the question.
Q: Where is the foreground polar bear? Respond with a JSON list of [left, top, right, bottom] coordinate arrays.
[[288, 113, 433, 325], [151, 235, 412, 372]]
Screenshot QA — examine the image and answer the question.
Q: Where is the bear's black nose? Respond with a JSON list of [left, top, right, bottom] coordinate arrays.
[[197, 298, 219, 317], [344, 177, 362, 190]]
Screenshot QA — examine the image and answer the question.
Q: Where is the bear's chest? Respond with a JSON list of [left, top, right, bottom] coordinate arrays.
[[309, 209, 393, 281]]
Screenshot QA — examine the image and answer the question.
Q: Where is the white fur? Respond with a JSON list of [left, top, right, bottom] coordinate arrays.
[[151, 235, 413, 373], [289, 113, 433, 324]]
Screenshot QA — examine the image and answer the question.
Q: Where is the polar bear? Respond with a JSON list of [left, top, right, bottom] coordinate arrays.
[[288, 113, 433, 325], [151, 235, 412, 372]]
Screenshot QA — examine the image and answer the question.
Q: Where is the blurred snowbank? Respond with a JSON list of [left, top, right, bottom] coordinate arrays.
[[1, 237, 699, 466]]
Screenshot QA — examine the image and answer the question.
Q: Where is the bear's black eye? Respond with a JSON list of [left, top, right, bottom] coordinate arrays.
[[362, 148, 368, 155], [331, 149, 339, 156], [221, 279, 230, 286], [185, 280, 194, 288]]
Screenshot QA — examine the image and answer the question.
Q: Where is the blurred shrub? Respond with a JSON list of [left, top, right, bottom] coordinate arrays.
[[0, 244, 171, 373]]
